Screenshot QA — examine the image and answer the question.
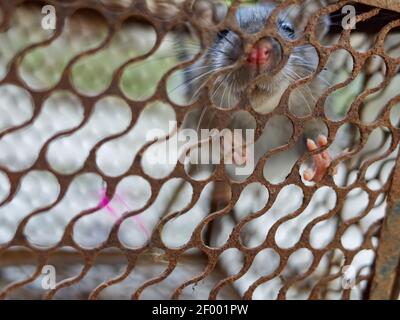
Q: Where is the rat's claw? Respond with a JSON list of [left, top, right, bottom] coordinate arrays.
[[304, 135, 332, 182], [233, 135, 249, 166], [233, 146, 248, 165], [306, 138, 318, 151], [222, 135, 249, 166], [224, 133, 249, 166], [303, 169, 315, 181], [317, 134, 328, 146]]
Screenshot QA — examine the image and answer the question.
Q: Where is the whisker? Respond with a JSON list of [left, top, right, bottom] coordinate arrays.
[[221, 71, 233, 107], [190, 68, 229, 100], [283, 70, 323, 114], [196, 105, 210, 133], [220, 34, 235, 48], [227, 76, 234, 109], [211, 49, 231, 56], [294, 87, 313, 114], [170, 68, 221, 96], [179, 65, 210, 75], [210, 73, 230, 105]]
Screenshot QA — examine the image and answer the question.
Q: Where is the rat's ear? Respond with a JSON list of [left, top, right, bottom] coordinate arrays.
[[191, 0, 227, 25], [213, 2, 228, 24], [277, 0, 330, 40], [316, 12, 331, 40], [313, 0, 331, 40]]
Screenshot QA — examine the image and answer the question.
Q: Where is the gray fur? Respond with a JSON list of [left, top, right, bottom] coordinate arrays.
[[181, 3, 331, 179]]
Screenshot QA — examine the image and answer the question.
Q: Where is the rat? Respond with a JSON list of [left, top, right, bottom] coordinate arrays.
[[180, 2, 335, 182]]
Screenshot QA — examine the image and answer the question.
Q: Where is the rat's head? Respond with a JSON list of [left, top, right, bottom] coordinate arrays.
[[191, 4, 329, 110]]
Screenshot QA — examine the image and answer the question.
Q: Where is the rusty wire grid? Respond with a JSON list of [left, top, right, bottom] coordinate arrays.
[[0, 0, 400, 300]]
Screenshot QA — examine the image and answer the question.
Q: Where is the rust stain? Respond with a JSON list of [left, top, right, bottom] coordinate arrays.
[[0, 0, 399, 300]]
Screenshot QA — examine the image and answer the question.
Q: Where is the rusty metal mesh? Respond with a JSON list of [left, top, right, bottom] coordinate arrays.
[[0, 0, 399, 300]]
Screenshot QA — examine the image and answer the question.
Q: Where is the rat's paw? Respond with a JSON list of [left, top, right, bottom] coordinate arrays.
[[303, 135, 333, 182], [233, 137, 249, 166], [223, 133, 249, 166]]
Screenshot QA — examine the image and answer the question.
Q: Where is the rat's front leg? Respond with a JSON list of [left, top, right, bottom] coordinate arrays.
[[222, 132, 250, 166], [223, 114, 256, 166], [303, 135, 334, 182]]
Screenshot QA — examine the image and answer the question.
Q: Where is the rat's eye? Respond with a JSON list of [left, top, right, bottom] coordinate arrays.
[[279, 22, 295, 38], [217, 29, 230, 39]]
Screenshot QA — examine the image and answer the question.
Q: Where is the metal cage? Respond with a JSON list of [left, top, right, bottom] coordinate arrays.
[[0, 0, 399, 300]]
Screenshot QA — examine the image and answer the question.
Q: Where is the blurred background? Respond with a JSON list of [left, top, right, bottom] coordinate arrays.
[[0, 0, 399, 299]]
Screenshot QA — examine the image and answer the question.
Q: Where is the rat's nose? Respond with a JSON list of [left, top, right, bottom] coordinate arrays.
[[247, 39, 273, 66]]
